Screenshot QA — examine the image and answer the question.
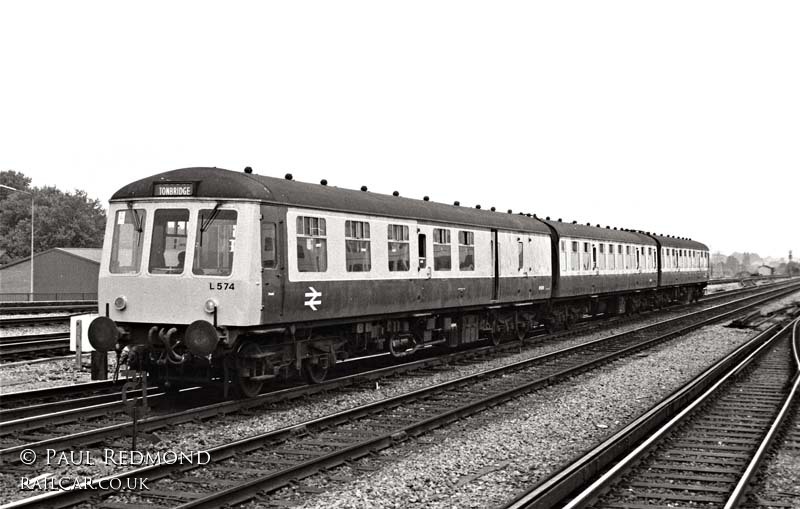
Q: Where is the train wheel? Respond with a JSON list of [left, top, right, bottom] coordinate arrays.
[[303, 358, 329, 384], [236, 342, 265, 398], [516, 322, 528, 341], [487, 316, 501, 346], [237, 375, 264, 399]]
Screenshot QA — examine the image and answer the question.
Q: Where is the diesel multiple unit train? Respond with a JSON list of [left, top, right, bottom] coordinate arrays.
[[89, 167, 710, 397]]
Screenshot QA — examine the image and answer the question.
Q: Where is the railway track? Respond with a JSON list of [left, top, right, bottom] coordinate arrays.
[[0, 315, 76, 328], [0, 380, 139, 421], [0, 301, 97, 315], [0, 281, 779, 420], [741, 358, 800, 508], [5, 281, 798, 508], [503, 316, 800, 509], [2, 281, 797, 463], [0, 333, 70, 358]]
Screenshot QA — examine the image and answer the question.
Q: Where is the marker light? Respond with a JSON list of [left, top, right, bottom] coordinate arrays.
[[204, 298, 218, 314], [113, 296, 127, 311]]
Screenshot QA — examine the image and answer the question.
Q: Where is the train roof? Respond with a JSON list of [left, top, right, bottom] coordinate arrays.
[[648, 234, 708, 251], [540, 219, 657, 245], [111, 167, 552, 234]]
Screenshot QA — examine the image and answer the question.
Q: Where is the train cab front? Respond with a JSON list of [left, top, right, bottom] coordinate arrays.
[[91, 190, 264, 388]]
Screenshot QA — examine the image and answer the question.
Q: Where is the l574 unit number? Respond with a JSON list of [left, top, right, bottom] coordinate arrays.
[[209, 283, 235, 290]]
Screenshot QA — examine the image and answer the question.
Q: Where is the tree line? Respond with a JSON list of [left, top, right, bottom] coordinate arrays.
[[0, 170, 106, 265], [710, 251, 799, 278]]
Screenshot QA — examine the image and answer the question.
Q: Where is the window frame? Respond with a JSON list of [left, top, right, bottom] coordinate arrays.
[[582, 242, 591, 271], [433, 228, 452, 271], [344, 219, 372, 273], [598, 243, 606, 270], [388, 224, 410, 272], [296, 215, 328, 273], [193, 208, 237, 277], [261, 222, 278, 269], [570, 241, 580, 272], [110, 208, 147, 274], [149, 208, 190, 275], [459, 230, 476, 271]]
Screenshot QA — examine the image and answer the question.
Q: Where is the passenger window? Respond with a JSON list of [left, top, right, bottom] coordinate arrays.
[[261, 223, 277, 269], [345, 220, 371, 272], [571, 241, 580, 271], [608, 244, 615, 270], [636, 247, 641, 269], [598, 244, 606, 270], [459, 231, 475, 271], [296, 216, 327, 272], [560, 240, 567, 271], [433, 228, 451, 270], [617, 244, 624, 269], [194, 209, 237, 276], [583, 242, 591, 270], [110, 209, 146, 274], [150, 209, 189, 274], [388, 224, 410, 272]]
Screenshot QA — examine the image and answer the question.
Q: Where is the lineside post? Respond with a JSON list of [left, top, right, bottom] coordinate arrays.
[[75, 319, 82, 369], [91, 351, 108, 380]]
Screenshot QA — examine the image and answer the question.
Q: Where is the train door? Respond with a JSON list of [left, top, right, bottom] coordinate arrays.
[[491, 229, 499, 300], [260, 205, 285, 319]]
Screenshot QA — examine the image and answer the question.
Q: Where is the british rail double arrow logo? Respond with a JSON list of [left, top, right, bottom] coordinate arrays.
[[304, 287, 322, 311]]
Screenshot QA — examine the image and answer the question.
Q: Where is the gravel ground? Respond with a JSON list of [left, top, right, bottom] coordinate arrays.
[[750, 411, 800, 507], [2, 291, 798, 505], [276, 323, 757, 509], [755, 291, 800, 315], [705, 282, 742, 294], [0, 355, 114, 393]]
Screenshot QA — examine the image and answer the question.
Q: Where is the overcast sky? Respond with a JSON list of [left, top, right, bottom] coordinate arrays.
[[1, 1, 797, 260]]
